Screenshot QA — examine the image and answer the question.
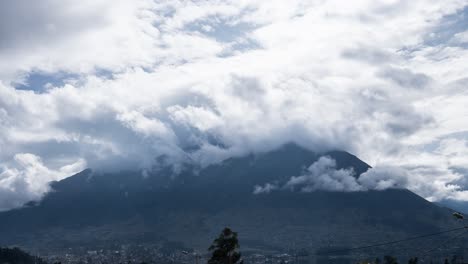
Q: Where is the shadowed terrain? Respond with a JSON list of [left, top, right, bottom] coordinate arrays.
[[0, 144, 459, 255]]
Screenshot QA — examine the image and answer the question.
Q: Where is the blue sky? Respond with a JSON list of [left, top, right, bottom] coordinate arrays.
[[13, 72, 79, 92], [0, 0, 468, 211]]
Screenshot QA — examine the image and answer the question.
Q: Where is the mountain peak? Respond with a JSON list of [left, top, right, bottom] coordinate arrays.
[[0, 144, 458, 253]]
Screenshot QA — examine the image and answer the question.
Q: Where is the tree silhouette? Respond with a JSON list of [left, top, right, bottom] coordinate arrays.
[[451, 255, 458, 264], [408, 257, 418, 264], [0, 247, 47, 264], [375, 257, 381, 264], [208, 227, 242, 264], [384, 255, 398, 264]]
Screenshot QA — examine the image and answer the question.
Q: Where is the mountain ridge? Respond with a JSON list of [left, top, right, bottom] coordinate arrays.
[[0, 143, 460, 255]]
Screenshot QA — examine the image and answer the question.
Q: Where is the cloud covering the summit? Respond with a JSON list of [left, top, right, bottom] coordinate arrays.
[[1, 0, 468, 210]]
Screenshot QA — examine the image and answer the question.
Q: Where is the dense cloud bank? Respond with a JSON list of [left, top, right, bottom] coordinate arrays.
[[1, 0, 468, 210]]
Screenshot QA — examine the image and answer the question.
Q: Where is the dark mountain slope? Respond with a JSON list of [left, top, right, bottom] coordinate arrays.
[[438, 199, 468, 214], [0, 144, 459, 254]]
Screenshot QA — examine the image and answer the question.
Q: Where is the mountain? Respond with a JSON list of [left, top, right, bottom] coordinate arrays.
[[438, 199, 468, 214], [0, 144, 461, 256]]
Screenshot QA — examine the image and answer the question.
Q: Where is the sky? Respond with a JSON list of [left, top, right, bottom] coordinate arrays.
[[1, 0, 468, 211]]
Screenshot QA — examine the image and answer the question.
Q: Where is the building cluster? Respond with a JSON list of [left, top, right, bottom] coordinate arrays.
[[40, 245, 311, 264], [38, 244, 467, 264], [42, 244, 197, 264]]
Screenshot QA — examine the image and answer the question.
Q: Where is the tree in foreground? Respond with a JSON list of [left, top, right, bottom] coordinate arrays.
[[408, 257, 418, 264], [0, 247, 47, 264], [384, 255, 398, 264], [208, 227, 242, 264]]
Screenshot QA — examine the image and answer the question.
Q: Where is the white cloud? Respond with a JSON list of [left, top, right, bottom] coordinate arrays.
[[0, 154, 86, 211], [253, 183, 279, 194], [254, 157, 468, 201], [358, 166, 409, 191], [0, 0, 160, 82], [0, 0, 468, 210], [254, 157, 408, 193], [253, 157, 361, 194], [285, 156, 364, 192]]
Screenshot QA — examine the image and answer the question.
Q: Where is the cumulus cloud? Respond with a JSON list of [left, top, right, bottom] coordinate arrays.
[[284, 157, 364, 192], [1, 0, 468, 210], [254, 157, 409, 194], [0, 154, 86, 211], [253, 156, 466, 200], [358, 166, 409, 190]]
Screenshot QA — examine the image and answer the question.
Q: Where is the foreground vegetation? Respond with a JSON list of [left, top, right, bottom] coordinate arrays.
[[0, 247, 47, 264], [0, 227, 465, 264]]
